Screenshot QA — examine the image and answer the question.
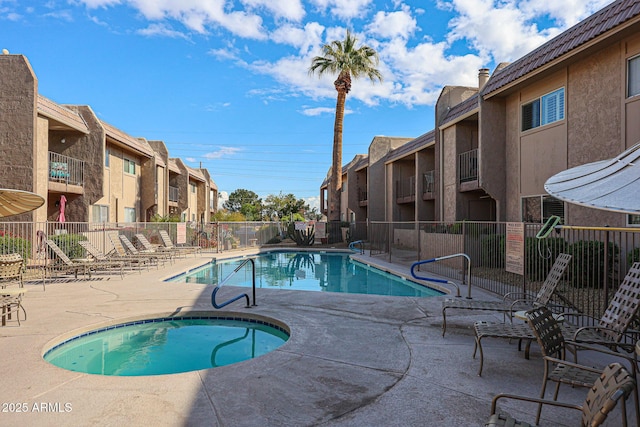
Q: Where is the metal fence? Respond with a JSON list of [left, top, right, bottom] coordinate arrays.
[[3, 218, 640, 324], [0, 221, 286, 268], [369, 221, 640, 322]]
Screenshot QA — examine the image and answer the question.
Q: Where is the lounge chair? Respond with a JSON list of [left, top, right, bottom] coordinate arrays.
[[78, 240, 146, 273], [45, 239, 124, 279], [473, 262, 640, 377], [442, 253, 571, 336], [0, 254, 27, 325], [108, 233, 161, 269], [525, 306, 638, 425], [119, 235, 170, 265], [158, 230, 201, 257], [561, 261, 640, 356], [133, 234, 175, 263], [485, 363, 635, 427]]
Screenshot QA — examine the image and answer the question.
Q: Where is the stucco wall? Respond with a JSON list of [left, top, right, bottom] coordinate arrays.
[[0, 54, 38, 221]]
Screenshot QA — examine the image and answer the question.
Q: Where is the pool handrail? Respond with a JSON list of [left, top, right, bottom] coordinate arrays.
[[349, 240, 365, 254], [410, 253, 472, 299], [211, 258, 257, 309]]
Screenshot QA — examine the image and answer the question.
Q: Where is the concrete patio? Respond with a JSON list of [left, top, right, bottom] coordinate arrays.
[[0, 249, 634, 426]]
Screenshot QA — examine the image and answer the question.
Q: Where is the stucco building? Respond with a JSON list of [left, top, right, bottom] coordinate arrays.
[[324, 0, 640, 228], [0, 53, 217, 223]]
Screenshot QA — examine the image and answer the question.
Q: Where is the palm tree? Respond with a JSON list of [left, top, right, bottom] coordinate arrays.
[[309, 29, 382, 223]]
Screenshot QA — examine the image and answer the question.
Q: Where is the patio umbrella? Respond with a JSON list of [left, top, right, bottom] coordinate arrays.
[[57, 195, 67, 223], [0, 188, 45, 218], [544, 142, 640, 214]]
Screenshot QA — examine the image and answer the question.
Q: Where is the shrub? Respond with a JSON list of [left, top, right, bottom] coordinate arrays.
[[568, 240, 619, 288], [0, 235, 31, 260], [480, 234, 505, 268], [628, 247, 640, 267], [49, 233, 87, 259], [480, 235, 568, 281], [525, 237, 568, 281]]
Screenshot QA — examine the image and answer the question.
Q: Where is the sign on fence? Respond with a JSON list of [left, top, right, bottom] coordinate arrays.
[[315, 222, 326, 239], [177, 222, 187, 244], [505, 222, 524, 275]]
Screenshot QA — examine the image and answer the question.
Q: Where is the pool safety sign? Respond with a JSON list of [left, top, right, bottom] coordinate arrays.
[[505, 222, 524, 275]]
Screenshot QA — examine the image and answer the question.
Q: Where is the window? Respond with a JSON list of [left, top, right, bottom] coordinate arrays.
[[522, 195, 565, 223], [105, 148, 110, 167], [123, 158, 135, 174], [190, 183, 196, 194], [124, 207, 136, 222], [628, 55, 640, 98], [628, 215, 640, 226], [92, 205, 109, 223], [522, 88, 565, 131]]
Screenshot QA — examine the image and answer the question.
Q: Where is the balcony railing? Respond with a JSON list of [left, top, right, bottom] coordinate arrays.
[[423, 170, 435, 194], [358, 189, 368, 203], [49, 151, 84, 186], [459, 149, 478, 183], [396, 176, 415, 203], [169, 185, 179, 203]]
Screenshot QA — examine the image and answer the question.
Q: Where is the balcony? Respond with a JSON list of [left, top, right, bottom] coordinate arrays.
[[396, 176, 415, 204], [48, 152, 84, 194], [458, 148, 478, 191], [358, 189, 368, 207], [422, 170, 435, 200], [169, 185, 179, 204]]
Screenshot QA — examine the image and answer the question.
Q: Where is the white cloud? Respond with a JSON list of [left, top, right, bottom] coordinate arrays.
[[203, 146, 242, 160], [137, 23, 189, 39], [300, 106, 353, 116], [241, 0, 305, 22], [305, 195, 320, 212], [270, 21, 324, 54], [72, 0, 615, 110], [77, 0, 268, 39], [442, 0, 612, 63], [310, 0, 373, 20], [365, 5, 417, 40]]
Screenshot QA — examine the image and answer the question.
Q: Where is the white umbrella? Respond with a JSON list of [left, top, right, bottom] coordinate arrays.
[[544, 142, 640, 214], [0, 189, 45, 218]]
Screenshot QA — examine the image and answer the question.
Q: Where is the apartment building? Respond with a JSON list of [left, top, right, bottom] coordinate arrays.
[[327, 0, 640, 227], [0, 52, 217, 223]]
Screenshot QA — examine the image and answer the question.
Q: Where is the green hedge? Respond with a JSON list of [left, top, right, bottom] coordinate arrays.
[[49, 233, 87, 259], [568, 240, 619, 288], [0, 235, 31, 260]]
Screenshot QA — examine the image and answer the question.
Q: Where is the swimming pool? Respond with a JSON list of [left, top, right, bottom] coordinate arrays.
[[43, 315, 289, 376], [170, 251, 443, 297]]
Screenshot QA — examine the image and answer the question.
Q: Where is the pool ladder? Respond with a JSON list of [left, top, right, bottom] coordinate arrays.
[[211, 258, 257, 309], [348, 240, 365, 254], [410, 253, 471, 298]]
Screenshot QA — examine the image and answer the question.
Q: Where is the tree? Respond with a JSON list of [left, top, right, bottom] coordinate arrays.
[[223, 189, 262, 220], [264, 192, 309, 220], [309, 29, 382, 222]]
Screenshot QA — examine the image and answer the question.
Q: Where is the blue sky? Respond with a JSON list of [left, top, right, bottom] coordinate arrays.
[[0, 0, 613, 212]]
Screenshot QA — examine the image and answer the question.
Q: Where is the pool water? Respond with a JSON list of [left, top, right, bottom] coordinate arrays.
[[44, 317, 289, 376], [172, 251, 443, 298]]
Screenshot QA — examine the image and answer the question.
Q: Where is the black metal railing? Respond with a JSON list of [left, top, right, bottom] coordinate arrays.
[[459, 149, 478, 183], [49, 152, 84, 186]]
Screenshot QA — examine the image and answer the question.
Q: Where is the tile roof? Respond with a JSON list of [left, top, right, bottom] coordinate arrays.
[[101, 120, 154, 157], [36, 95, 89, 134], [440, 95, 479, 127], [353, 154, 369, 171], [483, 0, 640, 96], [386, 130, 435, 163]]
